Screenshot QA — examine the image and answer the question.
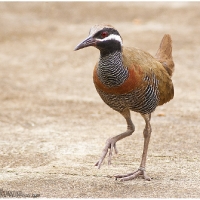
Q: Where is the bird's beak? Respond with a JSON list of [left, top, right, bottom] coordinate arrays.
[[74, 35, 96, 51]]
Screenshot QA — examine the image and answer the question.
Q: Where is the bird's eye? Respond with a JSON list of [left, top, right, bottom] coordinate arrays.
[[101, 31, 108, 38]]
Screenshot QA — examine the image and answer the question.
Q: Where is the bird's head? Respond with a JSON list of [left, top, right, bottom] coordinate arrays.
[[74, 24, 123, 55]]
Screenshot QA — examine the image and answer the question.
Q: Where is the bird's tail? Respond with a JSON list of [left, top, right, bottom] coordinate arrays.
[[155, 34, 175, 77]]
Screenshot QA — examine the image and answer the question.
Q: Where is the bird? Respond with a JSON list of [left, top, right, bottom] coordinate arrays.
[[74, 24, 174, 181]]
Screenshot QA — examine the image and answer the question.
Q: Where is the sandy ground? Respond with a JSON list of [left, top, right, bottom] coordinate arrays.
[[0, 2, 200, 198]]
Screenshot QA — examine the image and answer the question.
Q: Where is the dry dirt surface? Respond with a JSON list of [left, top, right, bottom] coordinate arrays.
[[0, 2, 200, 198]]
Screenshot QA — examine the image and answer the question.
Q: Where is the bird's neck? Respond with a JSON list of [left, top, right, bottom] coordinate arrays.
[[97, 50, 129, 88]]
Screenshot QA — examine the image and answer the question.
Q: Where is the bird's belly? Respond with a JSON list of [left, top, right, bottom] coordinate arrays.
[[96, 85, 159, 114]]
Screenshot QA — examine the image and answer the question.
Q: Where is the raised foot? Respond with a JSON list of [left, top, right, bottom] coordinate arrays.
[[95, 138, 118, 169], [115, 167, 151, 181]]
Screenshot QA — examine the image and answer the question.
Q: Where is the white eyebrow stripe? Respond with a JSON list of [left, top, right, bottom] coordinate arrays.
[[96, 34, 123, 45]]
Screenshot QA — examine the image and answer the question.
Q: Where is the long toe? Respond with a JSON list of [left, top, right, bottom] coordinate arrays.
[[95, 138, 118, 168], [115, 169, 151, 181]]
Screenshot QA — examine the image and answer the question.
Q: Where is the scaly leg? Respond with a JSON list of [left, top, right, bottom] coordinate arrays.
[[95, 108, 135, 169], [115, 113, 152, 181]]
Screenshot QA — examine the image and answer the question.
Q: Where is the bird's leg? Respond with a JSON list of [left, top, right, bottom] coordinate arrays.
[[95, 109, 135, 169], [115, 113, 152, 181]]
